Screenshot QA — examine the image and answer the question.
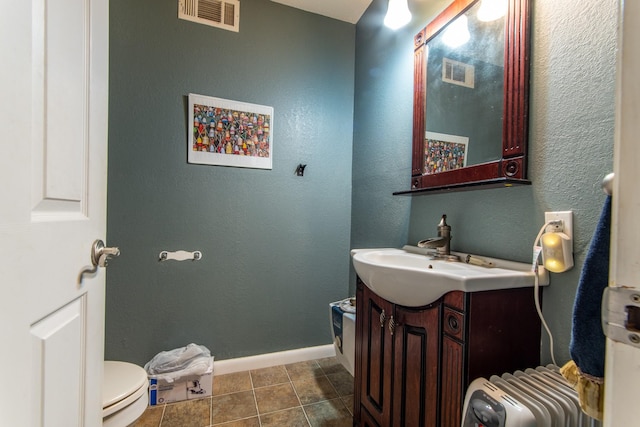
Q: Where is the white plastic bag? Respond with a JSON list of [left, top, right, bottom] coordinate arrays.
[[144, 343, 211, 383]]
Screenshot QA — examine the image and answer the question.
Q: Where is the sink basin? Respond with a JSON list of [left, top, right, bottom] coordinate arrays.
[[351, 246, 548, 307]]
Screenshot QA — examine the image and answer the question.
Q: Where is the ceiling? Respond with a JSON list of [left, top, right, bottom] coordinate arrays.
[[270, 0, 374, 24]]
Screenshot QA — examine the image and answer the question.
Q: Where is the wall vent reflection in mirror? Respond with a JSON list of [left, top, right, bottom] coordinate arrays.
[[443, 58, 475, 88]]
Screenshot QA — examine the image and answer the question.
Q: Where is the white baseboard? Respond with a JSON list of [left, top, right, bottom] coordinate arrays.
[[213, 344, 336, 376]]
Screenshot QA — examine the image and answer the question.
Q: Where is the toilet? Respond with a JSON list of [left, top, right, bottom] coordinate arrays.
[[329, 298, 356, 376], [103, 361, 148, 427]]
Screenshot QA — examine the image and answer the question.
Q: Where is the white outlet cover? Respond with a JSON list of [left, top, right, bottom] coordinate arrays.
[[545, 211, 573, 240]]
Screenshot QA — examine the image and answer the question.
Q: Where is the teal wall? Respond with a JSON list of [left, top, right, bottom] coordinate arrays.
[[352, 0, 617, 365], [106, 0, 355, 365]]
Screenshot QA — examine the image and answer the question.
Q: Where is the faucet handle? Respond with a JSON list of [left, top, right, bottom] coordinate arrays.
[[438, 214, 450, 230]]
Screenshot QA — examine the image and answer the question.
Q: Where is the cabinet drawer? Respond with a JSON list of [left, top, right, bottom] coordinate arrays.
[[443, 291, 465, 311], [443, 307, 464, 341]]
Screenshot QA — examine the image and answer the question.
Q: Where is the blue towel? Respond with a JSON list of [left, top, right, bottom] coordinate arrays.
[[332, 305, 344, 354], [569, 195, 611, 379]]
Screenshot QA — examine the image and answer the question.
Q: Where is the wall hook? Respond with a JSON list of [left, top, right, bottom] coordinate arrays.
[[295, 164, 307, 176]]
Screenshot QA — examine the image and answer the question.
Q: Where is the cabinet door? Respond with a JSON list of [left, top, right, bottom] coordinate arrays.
[[441, 335, 464, 427], [359, 284, 394, 426], [440, 306, 466, 427], [392, 304, 441, 427], [360, 405, 382, 427]]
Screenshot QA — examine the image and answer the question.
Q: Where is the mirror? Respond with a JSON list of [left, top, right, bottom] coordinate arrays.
[[398, 0, 530, 194]]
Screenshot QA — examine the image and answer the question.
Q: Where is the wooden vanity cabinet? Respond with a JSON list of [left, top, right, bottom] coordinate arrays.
[[354, 278, 541, 427], [356, 285, 394, 426]]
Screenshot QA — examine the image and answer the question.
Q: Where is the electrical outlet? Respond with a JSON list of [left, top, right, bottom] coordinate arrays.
[[545, 211, 573, 240]]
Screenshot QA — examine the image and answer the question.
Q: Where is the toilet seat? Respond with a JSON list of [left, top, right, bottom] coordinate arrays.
[[103, 361, 148, 427]]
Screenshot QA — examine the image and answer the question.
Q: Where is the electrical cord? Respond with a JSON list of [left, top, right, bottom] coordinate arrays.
[[533, 221, 558, 367]]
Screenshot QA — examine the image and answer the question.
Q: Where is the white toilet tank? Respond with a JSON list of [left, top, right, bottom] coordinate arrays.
[[329, 299, 356, 376]]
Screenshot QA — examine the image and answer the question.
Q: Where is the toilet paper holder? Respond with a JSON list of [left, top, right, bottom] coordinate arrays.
[[159, 250, 202, 262]]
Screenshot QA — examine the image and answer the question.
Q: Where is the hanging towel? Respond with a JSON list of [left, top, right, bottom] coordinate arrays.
[[561, 195, 611, 421]]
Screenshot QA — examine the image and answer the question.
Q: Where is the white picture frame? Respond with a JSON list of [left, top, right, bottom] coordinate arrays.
[[188, 93, 273, 170]]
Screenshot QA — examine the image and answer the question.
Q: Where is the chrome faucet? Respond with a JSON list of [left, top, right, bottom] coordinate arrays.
[[417, 215, 459, 261]]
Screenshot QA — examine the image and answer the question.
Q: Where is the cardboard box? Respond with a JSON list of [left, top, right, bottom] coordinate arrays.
[[148, 357, 213, 405]]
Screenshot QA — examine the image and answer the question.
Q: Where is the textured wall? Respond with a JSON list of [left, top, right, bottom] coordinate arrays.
[[106, 0, 355, 365], [352, 0, 617, 365]]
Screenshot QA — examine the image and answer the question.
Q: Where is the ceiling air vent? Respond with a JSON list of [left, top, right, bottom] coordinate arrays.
[[178, 0, 240, 32]]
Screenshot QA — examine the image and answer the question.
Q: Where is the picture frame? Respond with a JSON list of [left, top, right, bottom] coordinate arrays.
[[188, 93, 273, 169], [424, 131, 469, 174]]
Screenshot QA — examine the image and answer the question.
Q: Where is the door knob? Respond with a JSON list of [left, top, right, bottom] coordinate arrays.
[[90, 239, 120, 267], [78, 239, 120, 283]]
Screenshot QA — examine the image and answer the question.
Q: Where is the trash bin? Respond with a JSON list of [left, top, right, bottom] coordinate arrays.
[[145, 343, 214, 405]]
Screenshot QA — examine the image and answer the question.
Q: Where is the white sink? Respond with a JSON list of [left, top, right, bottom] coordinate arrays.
[[351, 246, 548, 307]]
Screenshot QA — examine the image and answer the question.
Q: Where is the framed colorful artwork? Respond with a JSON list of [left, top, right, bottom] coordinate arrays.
[[188, 93, 273, 169], [424, 131, 469, 175]]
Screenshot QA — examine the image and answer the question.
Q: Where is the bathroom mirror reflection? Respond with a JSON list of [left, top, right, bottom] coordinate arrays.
[[425, 0, 504, 169], [400, 0, 531, 194]]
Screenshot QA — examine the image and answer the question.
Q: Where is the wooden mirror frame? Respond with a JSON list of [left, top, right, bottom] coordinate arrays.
[[397, 0, 530, 194]]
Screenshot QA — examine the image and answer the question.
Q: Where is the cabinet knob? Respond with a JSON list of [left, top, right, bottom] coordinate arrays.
[[447, 315, 459, 331], [389, 315, 396, 336], [380, 310, 386, 328]]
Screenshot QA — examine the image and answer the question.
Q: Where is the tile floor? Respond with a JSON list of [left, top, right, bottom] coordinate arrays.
[[132, 357, 353, 427]]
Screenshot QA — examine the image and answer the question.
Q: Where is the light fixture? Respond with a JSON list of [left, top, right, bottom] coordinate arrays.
[[442, 15, 470, 48], [477, 0, 508, 22], [533, 212, 574, 274], [538, 213, 574, 273], [384, 0, 412, 30], [541, 231, 574, 273]]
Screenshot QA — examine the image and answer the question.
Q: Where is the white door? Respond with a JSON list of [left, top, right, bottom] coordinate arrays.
[[603, 0, 640, 425], [0, 0, 109, 425]]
